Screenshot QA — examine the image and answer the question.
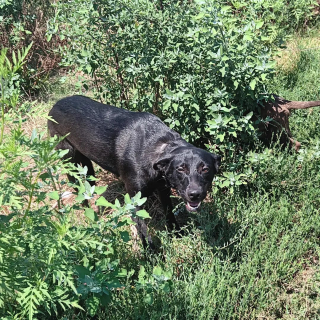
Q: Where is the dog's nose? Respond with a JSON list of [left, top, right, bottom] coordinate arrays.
[[188, 190, 201, 200]]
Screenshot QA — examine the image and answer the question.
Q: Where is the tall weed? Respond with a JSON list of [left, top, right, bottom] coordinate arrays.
[[0, 46, 169, 319]]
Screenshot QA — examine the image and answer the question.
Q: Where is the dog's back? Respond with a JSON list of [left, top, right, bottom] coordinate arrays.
[[48, 95, 181, 176]]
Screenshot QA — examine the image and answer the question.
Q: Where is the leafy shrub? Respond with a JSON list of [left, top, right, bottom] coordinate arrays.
[[0, 0, 66, 95], [0, 46, 172, 319], [49, 0, 273, 152], [48, 0, 319, 149]]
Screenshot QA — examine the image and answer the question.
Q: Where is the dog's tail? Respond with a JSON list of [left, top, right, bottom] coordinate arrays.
[[273, 95, 320, 110]]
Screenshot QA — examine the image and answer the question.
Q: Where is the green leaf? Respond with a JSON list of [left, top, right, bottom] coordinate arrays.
[[217, 133, 225, 142], [255, 20, 264, 29], [85, 208, 98, 221], [115, 199, 121, 207], [100, 293, 111, 306], [249, 79, 256, 90], [135, 197, 147, 206], [115, 268, 128, 277], [70, 301, 85, 311], [58, 149, 69, 158], [162, 282, 171, 293], [144, 293, 153, 305], [124, 193, 131, 204], [163, 100, 171, 111], [39, 172, 50, 181], [94, 186, 107, 195], [153, 266, 162, 276], [138, 266, 146, 283], [221, 180, 230, 187], [96, 196, 114, 208], [75, 193, 85, 202], [120, 231, 130, 242], [75, 265, 90, 279], [194, 12, 205, 20], [221, 5, 231, 12], [0, 213, 16, 223], [48, 191, 59, 200], [136, 210, 151, 219], [132, 192, 147, 206], [245, 111, 253, 120], [121, 216, 134, 225], [86, 296, 100, 317], [77, 164, 88, 175]]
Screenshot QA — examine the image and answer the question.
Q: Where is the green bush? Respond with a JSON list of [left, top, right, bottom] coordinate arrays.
[[48, 0, 319, 151], [49, 0, 273, 154], [47, 0, 320, 195], [0, 46, 172, 319], [228, 0, 319, 44]]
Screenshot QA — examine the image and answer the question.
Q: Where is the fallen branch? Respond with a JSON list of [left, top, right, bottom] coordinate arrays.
[[257, 95, 320, 151]]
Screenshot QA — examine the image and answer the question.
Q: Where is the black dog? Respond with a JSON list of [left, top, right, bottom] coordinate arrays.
[[48, 96, 221, 248]]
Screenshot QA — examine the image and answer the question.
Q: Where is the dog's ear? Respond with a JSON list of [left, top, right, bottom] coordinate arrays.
[[211, 154, 221, 173], [153, 156, 172, 172]]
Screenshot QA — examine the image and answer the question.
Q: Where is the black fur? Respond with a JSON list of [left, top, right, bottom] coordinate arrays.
[[48, 95, 221, 248]]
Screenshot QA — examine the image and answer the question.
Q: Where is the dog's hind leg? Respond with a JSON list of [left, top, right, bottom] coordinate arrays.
[[55, 139, 95, 185], [73, 151, 96, 186]]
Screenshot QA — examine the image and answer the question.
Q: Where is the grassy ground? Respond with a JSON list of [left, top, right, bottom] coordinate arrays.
[[18, 30, 320, 319], [98, 147, 320, 319]]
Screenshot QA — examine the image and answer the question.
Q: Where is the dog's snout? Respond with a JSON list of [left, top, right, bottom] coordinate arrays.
[[188, 189, 201, 200]]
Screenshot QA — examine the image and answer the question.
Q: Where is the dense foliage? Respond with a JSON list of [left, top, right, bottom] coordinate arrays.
[[0, 0, 64, 94], [49, 0, 271, 154], [48, 0, 319, 155], [48, 0, 319, 192]]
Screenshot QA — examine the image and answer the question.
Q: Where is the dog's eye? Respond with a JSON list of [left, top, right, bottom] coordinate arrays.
[[177, 167, 185, 172], [202, 167, 209, 173]]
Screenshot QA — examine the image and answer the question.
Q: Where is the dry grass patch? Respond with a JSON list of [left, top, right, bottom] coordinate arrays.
[[274, 33, 320, 73], [258, 265, 320, 319]]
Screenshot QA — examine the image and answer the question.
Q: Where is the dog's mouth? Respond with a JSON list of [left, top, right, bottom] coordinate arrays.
[[186, 201, 201, 212]]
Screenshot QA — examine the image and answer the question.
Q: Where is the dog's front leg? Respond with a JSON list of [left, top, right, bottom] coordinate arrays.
[[131, 215, 154, 250], [157, 185, 180, 232]]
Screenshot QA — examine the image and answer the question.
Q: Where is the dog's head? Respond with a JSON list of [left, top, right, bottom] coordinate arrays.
[[153, 146, 221, 212]]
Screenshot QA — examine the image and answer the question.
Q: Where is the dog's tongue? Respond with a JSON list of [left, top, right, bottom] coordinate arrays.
[[186, 201, 201, 212]]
